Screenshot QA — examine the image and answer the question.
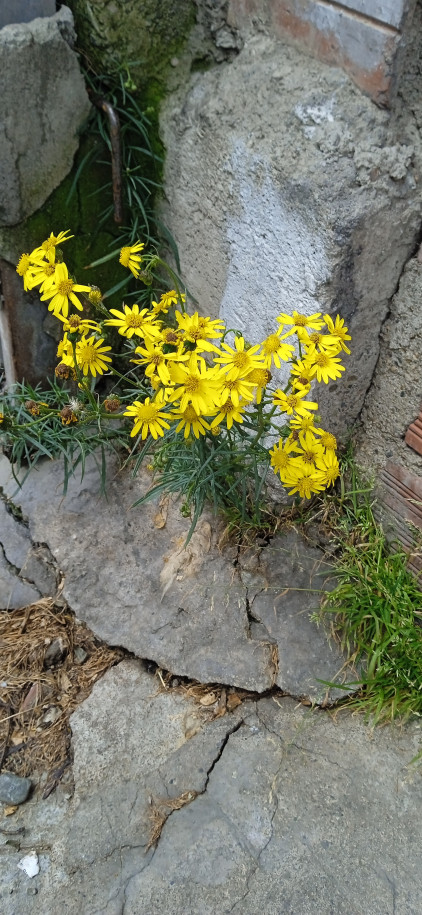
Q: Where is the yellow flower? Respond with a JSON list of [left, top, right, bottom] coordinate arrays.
[[217, 373, 255, 407], [269, 439, 302, 477], [295, 430, 324, 466], [31, 230, 73, 263], [260, 331, 295, 369], [289, 359, 316, 389], [105, 303, 160, 339], [151, 290, 185, 316], [289, 412, 318, 434], [172, 404, 210, 439], [273, 386, 318, 416], [279, 463, 326, 498], [16, 253, 36, 290], [132, 339, 187, 386], [41, 263, 91, 317], [168, 354, 222, 414], [119, 241, 145, 277], [214, 336, 265, 380], [58, 314, 101, 335], [211, 397, 247, 430], [323, 314, 351, 354], [76, 336, 112, 377], [27, 259, 57, 292], [57, 334, 74, 366], [305, 346, 345, 384], [315, 450, 340, 486], [314, 428, 337, 451], [175, 311, 224, 351], [246, 367, 272, 404], [124, 393, 170, 439], [277, 310, 325, 334]]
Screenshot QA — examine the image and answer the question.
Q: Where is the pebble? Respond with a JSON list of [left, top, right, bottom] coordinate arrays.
[[44, 637, 67, 668], [74, 646, 88, 664], [0, 773, 32, 806]]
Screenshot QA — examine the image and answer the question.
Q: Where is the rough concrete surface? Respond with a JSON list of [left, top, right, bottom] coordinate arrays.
[[0, 6, 91, 225], [0, 453, 352, 701], [357, 256, 422, 478], [160, 32, 422, 438], [1, 660, 421, 915]]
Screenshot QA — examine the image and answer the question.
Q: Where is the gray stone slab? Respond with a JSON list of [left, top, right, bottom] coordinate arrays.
[[0, 499, 57, 596], [1, 661, 421, 915], [240, 530, 356, 701], [0, 550, 41, 609], [0, 7, 90, 225], [4, 454, 351, 698]]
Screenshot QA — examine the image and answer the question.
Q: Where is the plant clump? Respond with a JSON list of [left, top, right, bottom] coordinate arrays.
[[1, 231, 351, 534]]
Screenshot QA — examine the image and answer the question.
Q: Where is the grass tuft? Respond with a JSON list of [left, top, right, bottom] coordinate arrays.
[[313, 456, 422, 724]]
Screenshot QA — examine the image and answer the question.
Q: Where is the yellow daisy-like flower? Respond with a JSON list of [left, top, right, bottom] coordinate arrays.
[[260, 331, 295, 369], [41, 262, 91, 318], [269, 439, 302, 477], [57, 334, 75, 367], [175, 310, 224, 351], [313, 428, 337, 451], [172, 404, 210, 439], [295, 430, 325, 466], [132, 339, 187, 386], [273, 385, 318, 416], [279, 463, 326, 498], [277, 310, 325, 334], [289, 412, 318, 434], [75, 335, 112, 377], [323, 314, 351, 354], [289, 359, 316, 390], [27, 259, 58, 293], [151, 290, 186, 316], [124, 393, 170, 439], [297, 328, 341, 354], [217, 373, 255, 407], [305, 346, 345, 384], [16, 253, 36, 291], [214, 336, 265, 380], [211, 397, 247, 430], [31, 230, 73, 264], [57, 314, 101, 335], [315, 450, 340, 486], [169, 355, 222, 414], [245, 367, 272, 404], [105, 303, 160, 339], [119, 241, 145, 278]]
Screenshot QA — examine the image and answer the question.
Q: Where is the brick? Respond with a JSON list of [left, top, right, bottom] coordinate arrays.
[[338, 1, 413, 30]]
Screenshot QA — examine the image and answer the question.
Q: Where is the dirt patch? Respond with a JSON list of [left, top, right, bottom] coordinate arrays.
[[0, 597, 125, 799]]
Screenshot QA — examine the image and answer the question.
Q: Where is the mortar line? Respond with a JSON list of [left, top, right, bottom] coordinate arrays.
[[311, 0, 400, 35]]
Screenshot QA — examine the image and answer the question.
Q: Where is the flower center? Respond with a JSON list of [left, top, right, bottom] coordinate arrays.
[[293, 313, 308, 326], [315, 353, 330, 367], [184, 375, 200, 394], [320, 432, 337, 449], [286, 394, 300, 409], [263, 334, 280, 353], [78, 343, 96, 362], [183, 405, 198, 421], [138, 403, 159, 421], [126, 313, 145, 327], [233, 352, 249, 368], [58, 279, 74, 297]]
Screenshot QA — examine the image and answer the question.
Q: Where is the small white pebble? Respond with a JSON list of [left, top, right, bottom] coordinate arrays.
[[17, 852, 39, 878]]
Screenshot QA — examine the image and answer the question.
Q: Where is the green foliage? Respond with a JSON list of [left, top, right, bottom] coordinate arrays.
[[314, 459, 422, 723]]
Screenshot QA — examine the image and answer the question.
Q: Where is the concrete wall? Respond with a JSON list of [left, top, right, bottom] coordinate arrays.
[[227, 0, 417, 105]]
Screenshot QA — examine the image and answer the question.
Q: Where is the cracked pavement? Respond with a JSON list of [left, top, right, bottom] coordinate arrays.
[[1, 454, 422, 913]]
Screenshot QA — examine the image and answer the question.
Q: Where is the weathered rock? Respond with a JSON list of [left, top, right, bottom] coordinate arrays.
[[3, 454, 350, 699], [0, 550, 41, 610], [0, 6, 91, 225], [160, 32, 422, 438], [1, 661, 421, 915], [240, 530, 355, 701], [357, 257, 422, 479], [43, 638, 67, 669], [0, 773, 32, 806], [0, 499, 57, 597]]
